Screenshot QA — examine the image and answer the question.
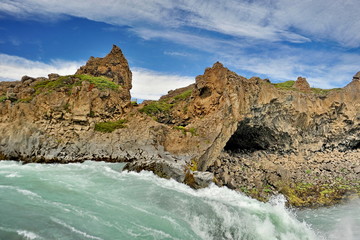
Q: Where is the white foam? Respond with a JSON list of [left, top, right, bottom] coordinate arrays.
[[51, 217, 103, 240], [17, 189, 40, 198], [17, 230, 41, 239]]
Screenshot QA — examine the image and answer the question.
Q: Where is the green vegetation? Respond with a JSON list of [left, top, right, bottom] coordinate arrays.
[[311, 87, 341, 95], [272, 80, 295, 90], [0, 95, 7, 102], [33, 74, 120, 95], [17, 97, 33, 103], [94, 119, 127, 133], [280, 181, 360, 207], [189, 158, 198, 172], [174, 89, 192, 100], [75, 75, 119, 90], [273, 80, 341, 95], [130, 101, 138, 106], [174, 126, 197, 136], [87, 110, 95, 117], [139, 101, 173, 115]]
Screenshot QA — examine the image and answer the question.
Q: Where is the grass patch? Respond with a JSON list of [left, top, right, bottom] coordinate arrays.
[[75, 75, 119, 91], [272, 80, 295, 90], [0, 95, 7, 102], [94, 119, 127, 133], [174, 89, 192, 100], [273, 80, 342, 95], [139, 101, 173, 116], [311, 87, 341, 95], [33, 74, 120, 95]]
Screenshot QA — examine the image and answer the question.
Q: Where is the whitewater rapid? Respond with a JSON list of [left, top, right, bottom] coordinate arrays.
[[0, 161, 358, 240]]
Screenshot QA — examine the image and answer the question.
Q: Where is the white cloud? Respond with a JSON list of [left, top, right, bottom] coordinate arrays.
[[131, 68, 194, 100], [222, 49, 359, 89], [2, 0, 359, 46], [0, 54, 82, 80], [164, 51, 193, 58], [0, 0, 359, 91], [0, 54, 194, 100]]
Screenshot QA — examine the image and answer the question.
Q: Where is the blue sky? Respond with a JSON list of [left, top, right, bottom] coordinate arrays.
[[0, 0, 360, 100]]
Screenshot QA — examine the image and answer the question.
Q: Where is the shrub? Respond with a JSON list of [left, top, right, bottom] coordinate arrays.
[[139, 101, 173, 115], [0, 95, 7, 102], [174, 89, 192, 100], [94, 119, 127, 133], [174, 126, 197, 136]]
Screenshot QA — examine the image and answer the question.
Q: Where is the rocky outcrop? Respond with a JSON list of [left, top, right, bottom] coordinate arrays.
[[76, 45, 132, 100], [293, 77, 311, 92], [0, 45, 359, 207]]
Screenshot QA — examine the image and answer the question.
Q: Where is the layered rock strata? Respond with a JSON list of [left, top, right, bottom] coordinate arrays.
[[0, 46, 359, 206]]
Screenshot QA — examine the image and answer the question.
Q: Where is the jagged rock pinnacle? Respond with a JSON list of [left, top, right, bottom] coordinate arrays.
[[293, 76, 311, 92], [76, 45, 132, 91]]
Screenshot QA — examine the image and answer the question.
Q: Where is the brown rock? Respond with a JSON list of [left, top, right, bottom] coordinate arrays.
[[353, 71, 360, 81], [76, 45, 132, 99], [293, 76, 311, 92]]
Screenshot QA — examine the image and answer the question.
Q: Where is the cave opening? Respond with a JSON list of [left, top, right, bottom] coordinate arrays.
[[199, 86, 212, 98], [224, 120, 276, 153], [351, 140, 360, 150]]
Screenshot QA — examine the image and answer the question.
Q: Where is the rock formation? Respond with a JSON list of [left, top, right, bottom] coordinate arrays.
[[293, 76, 311, 92], [0, 45, 359, 207]]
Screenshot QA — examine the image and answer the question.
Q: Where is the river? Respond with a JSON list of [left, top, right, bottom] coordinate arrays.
[[0, 161, 358, 240]]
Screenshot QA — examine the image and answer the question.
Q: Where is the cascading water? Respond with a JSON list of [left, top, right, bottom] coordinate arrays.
[[0, 161, 358, 240]]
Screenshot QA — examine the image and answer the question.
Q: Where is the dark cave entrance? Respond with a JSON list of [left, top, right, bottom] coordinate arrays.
[[224, 120, 287, 153], [350, 140, 360, 150]]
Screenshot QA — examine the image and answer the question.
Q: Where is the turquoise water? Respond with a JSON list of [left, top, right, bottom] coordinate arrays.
[[0, 161, 358, 240]]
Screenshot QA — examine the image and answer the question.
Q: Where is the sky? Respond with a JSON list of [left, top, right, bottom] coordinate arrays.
[[0, 0, 360, 100]]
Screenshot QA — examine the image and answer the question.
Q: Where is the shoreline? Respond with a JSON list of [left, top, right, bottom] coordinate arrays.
[[1, 155, 358, 209]]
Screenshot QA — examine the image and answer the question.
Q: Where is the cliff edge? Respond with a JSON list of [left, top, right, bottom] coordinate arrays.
[[0, 46, 359, 207]]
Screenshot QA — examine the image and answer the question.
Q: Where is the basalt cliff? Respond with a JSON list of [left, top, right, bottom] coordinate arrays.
[[1, 45, 359, 207]]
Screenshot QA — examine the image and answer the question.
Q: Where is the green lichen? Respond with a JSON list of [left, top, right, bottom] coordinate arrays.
[[94, 119, 127, 133]]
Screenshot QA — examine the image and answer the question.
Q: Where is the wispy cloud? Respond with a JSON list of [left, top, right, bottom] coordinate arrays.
[[164, 51, 193, 58], [221, 49, 359, 89], [132, 68, 194, 100], [2, 0, 359, 46], [1, 0, 359, 90]]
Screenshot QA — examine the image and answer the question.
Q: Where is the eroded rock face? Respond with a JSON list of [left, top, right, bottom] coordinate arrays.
[[0, 46, 359, 206], [293, 76, 311, 92], [76, 45, 132, 100]]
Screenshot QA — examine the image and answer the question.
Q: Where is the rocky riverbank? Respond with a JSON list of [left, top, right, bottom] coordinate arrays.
[[209, 150, 360, 207], [0, 45, 359, 207]]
